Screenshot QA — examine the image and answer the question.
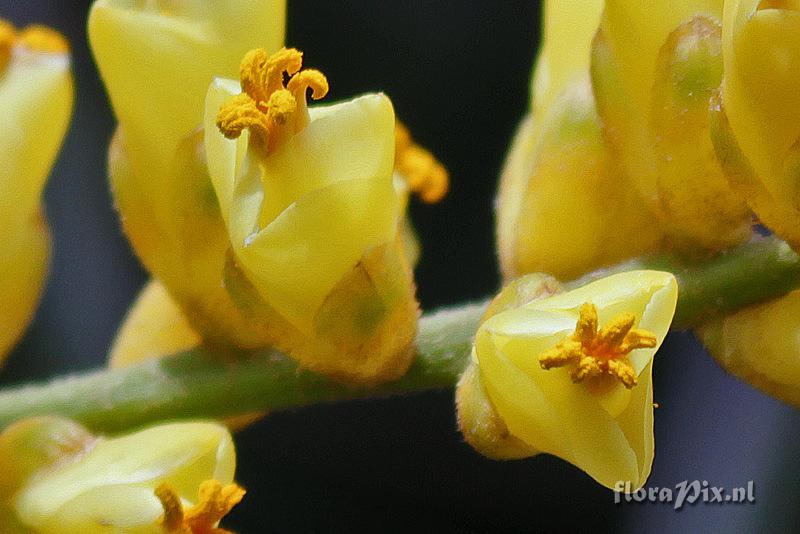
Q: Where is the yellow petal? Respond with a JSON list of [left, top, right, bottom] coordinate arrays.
[[394, 176, 421, 267], [495, 113, 539, 279], [0, 217, 50, 360], [593, 0, 723, 217], [531, 0, 604, 113], [256, 95, 396, 228], [456, 358, 540, 460], [482, 273, 563, 322], [591, 27, 660, 207], [650, 16, 750, 249], [35, 486, 165, 534], [614, 358, 656, 485], [710, 92, 800, 248], [204, 77, 248, 226], [242, 176, 396, 332], [0, 417, 95, 501], [723, 1, 800, 209], [14, 422, 235, 532], [475, 271, 677, 489], [88, 0, 285, 197], [601, 0, 722, 120]]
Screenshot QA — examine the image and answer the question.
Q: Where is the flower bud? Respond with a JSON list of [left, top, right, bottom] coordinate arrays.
[[592, 0, 750, 251], [649, 16, 750, 249], [4, 419, 242, 533], [498, 0, 662, 282], [720, 0, 800, 249], [457, 273, 560, 459], [497, 76, 660, 281], [697, 289, 800, 407], [0, 21, 73, 360], [204, 48, 418, 383], [457, 270, 678, 489]]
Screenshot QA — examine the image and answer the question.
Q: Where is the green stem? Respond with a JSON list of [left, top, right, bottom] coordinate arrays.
[[0, 236, 797, 433]]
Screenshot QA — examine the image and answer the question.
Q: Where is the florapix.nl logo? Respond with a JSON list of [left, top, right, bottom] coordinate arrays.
[[614, 480, 756, 510]]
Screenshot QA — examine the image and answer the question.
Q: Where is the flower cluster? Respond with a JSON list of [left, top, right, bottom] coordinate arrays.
[[0, 3, 451, 528], [497, 0, 800, 408], [4, 1, 800, 527]]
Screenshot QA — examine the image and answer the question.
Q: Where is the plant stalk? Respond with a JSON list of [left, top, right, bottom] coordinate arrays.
[[0, 236, 797, 433]]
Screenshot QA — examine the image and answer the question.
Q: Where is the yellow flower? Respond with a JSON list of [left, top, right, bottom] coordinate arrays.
[[697, 289, 800, 407], [2, 418, 242, 533], [458, 271, 678, 490], [718, 0, 800, 249], [90, 2, 438, 372], [497, 0, 661, 281], [592, 0, 750, 250], [104, 125, 441, 365], [0, 21, 73, 361], [204, 48, 418, 383]]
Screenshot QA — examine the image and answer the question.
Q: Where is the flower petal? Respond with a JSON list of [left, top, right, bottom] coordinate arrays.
[[89, 0, 285, 182], [531, 0, 604, 113]]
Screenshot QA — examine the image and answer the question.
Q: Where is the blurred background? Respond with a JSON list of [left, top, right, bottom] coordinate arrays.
[[1, 1, 800, 532]]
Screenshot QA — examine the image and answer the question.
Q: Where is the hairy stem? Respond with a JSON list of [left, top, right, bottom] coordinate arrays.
[[0, 236, 797, 433]]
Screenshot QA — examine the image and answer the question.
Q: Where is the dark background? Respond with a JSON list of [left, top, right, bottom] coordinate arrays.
[[2, 1, 800, 532]]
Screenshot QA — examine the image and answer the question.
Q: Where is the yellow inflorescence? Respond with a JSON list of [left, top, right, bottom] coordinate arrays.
[[395, 121, 449, 203], [538, 302, 657, 388], [157, 480, 246, 534], [217, 47, 328, 155]]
